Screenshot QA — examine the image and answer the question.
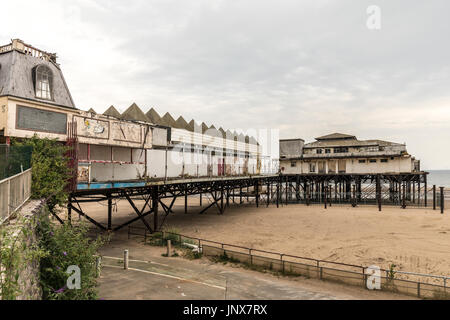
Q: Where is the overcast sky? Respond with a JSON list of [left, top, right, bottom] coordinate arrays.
[[2, 0, 450, 169]]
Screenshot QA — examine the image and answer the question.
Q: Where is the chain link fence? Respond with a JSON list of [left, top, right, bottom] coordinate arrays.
[[0, 145, 32, 181]]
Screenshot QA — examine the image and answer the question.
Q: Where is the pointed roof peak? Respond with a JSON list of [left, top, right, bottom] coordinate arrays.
[[121, 103, 150, 122], [175, 116, 190, 130], [87, 108, 96, 114], [161, 112, 177, 127], [146, 108, 161, 124], [201, 122, 209, 134], [103, 105, 121, 118]]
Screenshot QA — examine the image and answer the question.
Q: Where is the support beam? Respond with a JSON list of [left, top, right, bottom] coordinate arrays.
[[153, 186, 159, 231], [67, 196, 72, 224], [124, 192, 153, 233], [70, 204, 106, 230]]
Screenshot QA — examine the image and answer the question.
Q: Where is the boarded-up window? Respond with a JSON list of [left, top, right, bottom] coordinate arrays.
[[318, 161, 325, 173], [338, 160, 346, 173], [328, 160, 336, 173], [16, 105, 67, 134]]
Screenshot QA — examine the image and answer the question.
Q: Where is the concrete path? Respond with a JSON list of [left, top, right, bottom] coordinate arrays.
[[97, 233, 413, 300]]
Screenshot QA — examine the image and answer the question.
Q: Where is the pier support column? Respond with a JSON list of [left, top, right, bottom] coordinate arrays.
[[285, 176, 288, 205], [433, 185, 436, 210], [185, 186, 188, 214], [306, 182, 310, 206], [68, 195, 72, 224], [418, 180, 421, 205], [424, 175, 427, 207], [220, 185, 224, 214], [255, 181, 259, 208], [402, 182, 406, 209], [152, 186, 159, 231], [240, 185, 243, 204], [376, 175, 382, 211], [276, 178, 280, 208]]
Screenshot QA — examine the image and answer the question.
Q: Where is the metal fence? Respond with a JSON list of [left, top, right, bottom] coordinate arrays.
[[0, 169, 32, 223], [0, 145, 32, 181], [128, 226, 450, 299]]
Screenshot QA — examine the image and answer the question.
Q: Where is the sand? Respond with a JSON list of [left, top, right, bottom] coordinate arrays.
[[77, 196, 450, 283]]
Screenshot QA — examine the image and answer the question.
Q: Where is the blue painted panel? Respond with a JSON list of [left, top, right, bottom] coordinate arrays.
[[77, 181, 146, 190]]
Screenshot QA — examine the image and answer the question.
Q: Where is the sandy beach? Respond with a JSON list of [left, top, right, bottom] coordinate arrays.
[[79, 196, 450, 283]]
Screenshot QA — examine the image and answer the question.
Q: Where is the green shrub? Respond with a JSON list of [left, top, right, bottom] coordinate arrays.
[[37, 216, 106, 300], [12, 135, 72, 211]]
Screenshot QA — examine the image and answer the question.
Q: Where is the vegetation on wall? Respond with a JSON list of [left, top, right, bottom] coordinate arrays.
[[38, 215, 105, 300], [0, 213, 47, 300]]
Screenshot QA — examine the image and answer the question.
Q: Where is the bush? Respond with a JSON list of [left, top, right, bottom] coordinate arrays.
[[12, 136, 72, 211], [38, 216, 106, 300]]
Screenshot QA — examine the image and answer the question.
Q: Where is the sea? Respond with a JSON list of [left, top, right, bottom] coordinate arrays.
[[426, 170, 450, 188]]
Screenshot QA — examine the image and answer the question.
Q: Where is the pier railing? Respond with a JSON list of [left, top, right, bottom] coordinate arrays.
[[0, 169, 32, 224]]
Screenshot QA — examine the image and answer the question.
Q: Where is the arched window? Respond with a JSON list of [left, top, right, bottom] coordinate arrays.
[[33, 65, 53, 100]]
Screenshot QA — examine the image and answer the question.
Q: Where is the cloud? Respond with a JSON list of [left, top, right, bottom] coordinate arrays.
[[1, 0, 450, 168]]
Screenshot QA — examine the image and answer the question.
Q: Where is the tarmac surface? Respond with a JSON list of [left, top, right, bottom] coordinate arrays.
[[97, 232, 414, 300]]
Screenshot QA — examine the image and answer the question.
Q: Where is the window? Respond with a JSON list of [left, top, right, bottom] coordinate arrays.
[[381, 159, 388, 163], [33, 65, 53, 100], [369, 159, 377, 163], [325, 149, 331, 154], [290, 161, 296, 167], [334, 147, 349, 153], [358, 159, 366, 163], [309, 163, 316, 173], [316, 149, 323, 154]]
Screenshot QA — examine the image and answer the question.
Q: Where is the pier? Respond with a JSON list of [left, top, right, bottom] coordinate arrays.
[[65, 171, 443, 234]]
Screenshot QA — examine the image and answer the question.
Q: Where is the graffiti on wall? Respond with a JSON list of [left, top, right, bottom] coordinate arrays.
[[74, 116, 109, 139]]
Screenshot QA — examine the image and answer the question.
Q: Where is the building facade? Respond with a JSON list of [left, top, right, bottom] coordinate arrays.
[[280, 133, 420, 174], [0, 39, 263, 189]]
